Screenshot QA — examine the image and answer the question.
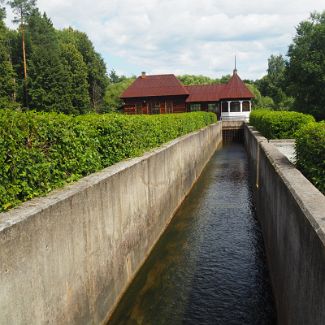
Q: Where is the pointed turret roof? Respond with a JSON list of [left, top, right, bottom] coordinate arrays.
[[220, 70, 254, 99]]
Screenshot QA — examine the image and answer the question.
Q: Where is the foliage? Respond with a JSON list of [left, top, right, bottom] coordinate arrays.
[[59, 43, 90, 113], [7, 0, 36, 24], [27, 10, 73, 112], [103, 77, 135, 112], [256, 55, 294, 110], [286, 11, 325, 120], [0, 110, 216, 211], [0, 6, 17, 107], [0, 2, 108, 114], [108, 69, 128, 83], [249, 109, 315, 139], [296, 122, 325, 194], [178, 74, 219, 85], [246, 84, 274, 109], [57, 28, 108, 112]]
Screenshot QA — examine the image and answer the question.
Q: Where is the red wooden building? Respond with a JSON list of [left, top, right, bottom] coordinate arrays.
[[121, 70, 254, 120]]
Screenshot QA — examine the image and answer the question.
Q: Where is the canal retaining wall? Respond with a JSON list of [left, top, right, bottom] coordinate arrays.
[[244, 125, 325, 325], [0, 123, 222, 325]]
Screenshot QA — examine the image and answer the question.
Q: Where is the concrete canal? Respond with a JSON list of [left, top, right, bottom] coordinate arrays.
[[108, 143, 276, 324]]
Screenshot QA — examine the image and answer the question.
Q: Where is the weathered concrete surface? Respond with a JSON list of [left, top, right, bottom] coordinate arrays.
[[0, 123, 222, 325], [270, 139, 296, 164], [221, 120, 244, 130], [245, 125, 325, 325]]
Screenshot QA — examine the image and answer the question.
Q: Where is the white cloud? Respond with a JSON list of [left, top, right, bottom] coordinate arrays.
[[4, 0, 325, 79]]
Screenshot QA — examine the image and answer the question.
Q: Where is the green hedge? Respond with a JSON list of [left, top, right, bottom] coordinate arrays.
[[0, 110, 216, 211], [296, 122, 325, 194], [249, 109, 315, 139]]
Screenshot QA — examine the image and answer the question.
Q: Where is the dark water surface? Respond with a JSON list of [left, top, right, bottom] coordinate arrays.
[[109, 144, 276, 325]]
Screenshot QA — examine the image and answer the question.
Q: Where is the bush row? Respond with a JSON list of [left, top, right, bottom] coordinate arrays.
[[249, 109, 324, 194], [296, 122, 325, 194], [249, 109, 315, 139], [0, 110, 216, 211]]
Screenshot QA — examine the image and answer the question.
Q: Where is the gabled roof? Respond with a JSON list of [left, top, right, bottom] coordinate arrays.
[[185, 84, 226, 103], [121, 74, 189, 98], [121, 71, 254, 101], [220, 70, 254, 99]]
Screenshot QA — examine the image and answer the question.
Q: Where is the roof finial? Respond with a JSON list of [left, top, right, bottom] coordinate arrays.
[[234, 55, 237, 75]]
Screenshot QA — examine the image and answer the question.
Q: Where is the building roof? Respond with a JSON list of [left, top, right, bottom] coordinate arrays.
[[185, 84, 226, 103], [121, 74, 189, 98], [121, 70, 254, 101], [221, 70, 254, 99]]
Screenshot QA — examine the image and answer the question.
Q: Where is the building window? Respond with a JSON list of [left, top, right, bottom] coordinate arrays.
[[166, 101, 173, 113], [208, 103, 217, 112], [150, 102, 160, 114], [230, 101, 240, 112], [136, 103, 142, 114], [190, 104, 201, 112], [242, 101, 250, 112], [221, 102, 228, 113]]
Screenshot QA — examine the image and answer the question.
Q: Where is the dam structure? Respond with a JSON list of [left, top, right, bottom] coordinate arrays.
[[0, 121, 324, 325]]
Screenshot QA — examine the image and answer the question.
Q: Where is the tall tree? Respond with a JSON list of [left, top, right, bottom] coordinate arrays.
[[256, 55, 293, 109], [286, 11, 325, 120], [27, 10, 72, 112], [0, 3, 16, 107], [59, 43, 90, 114], [7, 0, 36, 107], [109, 69, 127, 83], [57, 28, 108, 112]]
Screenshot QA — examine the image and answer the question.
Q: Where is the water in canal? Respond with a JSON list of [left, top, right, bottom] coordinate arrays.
[[109, 143, 276, 325]]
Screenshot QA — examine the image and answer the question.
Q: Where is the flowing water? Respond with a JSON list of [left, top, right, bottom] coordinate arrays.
[[109, 143, 276, 325]]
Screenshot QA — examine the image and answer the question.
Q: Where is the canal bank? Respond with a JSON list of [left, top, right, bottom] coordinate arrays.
[[245, 125, 325, 325], [0, 123, 222, 325], [108, 144, 276, 324], [1, 121, 324, 325]]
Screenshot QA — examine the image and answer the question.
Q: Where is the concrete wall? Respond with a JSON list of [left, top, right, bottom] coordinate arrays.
[[245, 125, 325, 325], [0, 123, 222, 325]]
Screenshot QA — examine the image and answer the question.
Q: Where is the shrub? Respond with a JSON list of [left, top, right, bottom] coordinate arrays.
[[296, 122, 325, 194], [249, 109, 315, 139], [0, 110, 216, 211]]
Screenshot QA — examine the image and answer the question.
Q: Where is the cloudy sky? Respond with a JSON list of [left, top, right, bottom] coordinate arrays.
[[4, 0, 325, 79]]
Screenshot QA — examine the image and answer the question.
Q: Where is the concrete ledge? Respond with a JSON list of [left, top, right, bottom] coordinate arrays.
[[221, 120, 245, 130], [0, 123, 222, 325], [245, 125, 325, 325]]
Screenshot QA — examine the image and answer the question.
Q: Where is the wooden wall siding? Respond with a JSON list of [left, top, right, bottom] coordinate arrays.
[[123, 96, 188, 114]]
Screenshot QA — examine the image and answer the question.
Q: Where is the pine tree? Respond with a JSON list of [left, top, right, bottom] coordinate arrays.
[[7, 0, 36, 107], [0, 4, 17, 108], [27, 10, 71, 112], [59, 43, 90, 114], [58, 28, 108, 112]]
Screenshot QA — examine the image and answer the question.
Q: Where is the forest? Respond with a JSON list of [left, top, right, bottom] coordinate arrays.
[[0, 1, 324, 120]]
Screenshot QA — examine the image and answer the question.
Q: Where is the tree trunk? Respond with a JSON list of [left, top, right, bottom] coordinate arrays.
[[21, 18, 28, 108]]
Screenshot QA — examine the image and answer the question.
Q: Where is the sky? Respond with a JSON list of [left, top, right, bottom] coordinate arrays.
[[4, 0, 325, 80]]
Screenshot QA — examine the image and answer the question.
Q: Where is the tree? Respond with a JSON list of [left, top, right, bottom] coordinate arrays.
[[59, 43, 90, 114], [256, 55, 292, 109], [57, 28, 108, 112], [103, 77, 135, 112], [109, 69, 127, 83], [7, 0, 36, 107], [246, 84, 274, 109], [178, 74, 219, 85], [27, 10, 72, 113], [0, 3, 17, 108], [286, 11, 325, 120]]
